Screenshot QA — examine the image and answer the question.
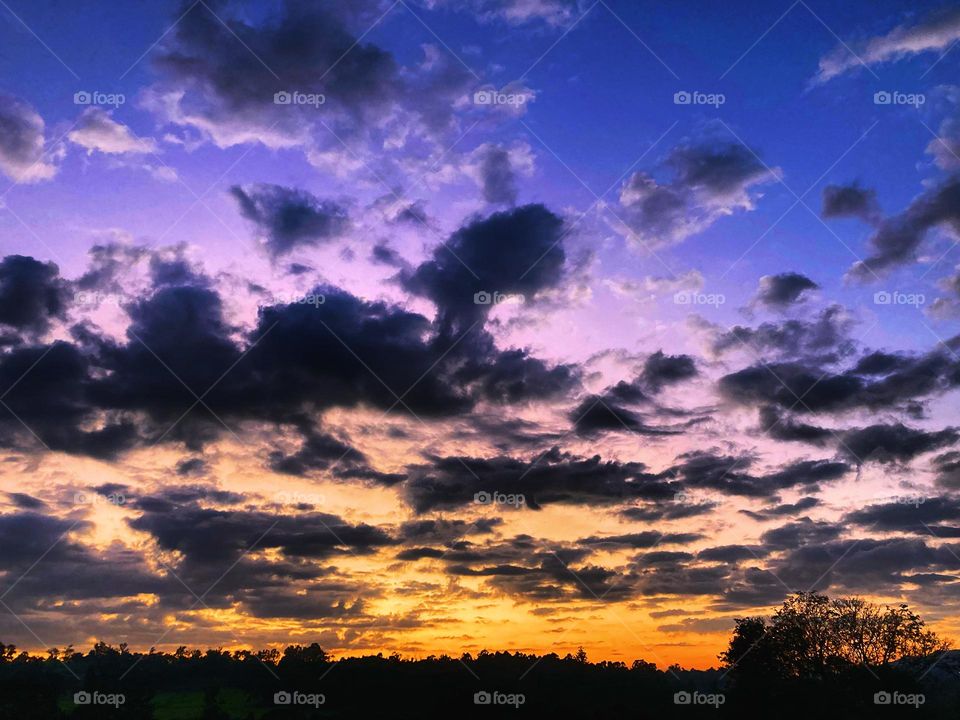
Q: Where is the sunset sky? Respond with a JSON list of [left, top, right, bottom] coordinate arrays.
[[2, 0, 960, 671]]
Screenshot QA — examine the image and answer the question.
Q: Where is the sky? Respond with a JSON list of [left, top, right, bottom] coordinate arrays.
[[1, 0, 960, 670]]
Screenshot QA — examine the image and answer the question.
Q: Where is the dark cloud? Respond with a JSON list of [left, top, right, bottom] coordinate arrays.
[[934, 451, 960, 489], [759, 405, 834, 446], [403, 449, 676, 513], [839, 423, 959, 465], [147, 0, 473, 160], [231, 184, 350, 258], [128, 496, 395, 609], [760, 517, 843, 549], [402, 204, 566, 333], [0, 250, 578, 462], [821, 183, 880, 223], [720, 342, 960, 417], [569, 395, 681, 437], [567, 351, 698, 437], [619, 140, 777, 247], [0, 512, 168, 612], [845, 496, 960, 535], [710, 304, 854, 360], [175, 457, 207, 477], [579, 531, 703, 549], [740, 496, 820, 521], [697, 545, 767, 563], [752, 272, 819, 309], [619, 499, 718, 522], [477, 144, 517, 205], [0, 341, 139, 458], [4, 492, 45, 510], [640, 350, 697, 391], [75, 241, 149, 292], [150, 0, 398, 142], [848, 176, 960, 280], [0, 94, 57, 182], [662, 452, 849, 498], [0, 256, 69, 334], [370, 243, 408, 269]]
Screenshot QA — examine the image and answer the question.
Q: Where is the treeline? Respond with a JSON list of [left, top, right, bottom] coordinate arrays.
[[0, 593, 955, 718]]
